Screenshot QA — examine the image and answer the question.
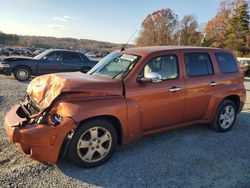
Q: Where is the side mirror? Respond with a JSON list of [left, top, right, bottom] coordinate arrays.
[[137, 72, 162, 83]]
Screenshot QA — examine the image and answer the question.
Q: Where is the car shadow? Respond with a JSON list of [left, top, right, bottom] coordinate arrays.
[[57, 112, 250, 187], [6, 76, 31, 85], [0, 75, 31, 84]]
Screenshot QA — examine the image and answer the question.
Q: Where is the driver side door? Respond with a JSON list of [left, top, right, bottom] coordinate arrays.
[[37, 51, 61, 74], [127, 54, 185, 132]]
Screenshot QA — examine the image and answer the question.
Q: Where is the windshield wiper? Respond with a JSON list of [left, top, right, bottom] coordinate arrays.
[[112, 69, 126, 79], [112, 63, 132, 79]]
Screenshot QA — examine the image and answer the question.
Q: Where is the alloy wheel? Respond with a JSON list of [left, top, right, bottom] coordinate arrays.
[[219, 105, 235, 129], [77, 127, 112, 162]]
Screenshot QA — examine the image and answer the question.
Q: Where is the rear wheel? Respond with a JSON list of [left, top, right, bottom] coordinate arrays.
[[67, 119, 117, 168], [211, 100, 237, 132], [13, 67, 31, 81]]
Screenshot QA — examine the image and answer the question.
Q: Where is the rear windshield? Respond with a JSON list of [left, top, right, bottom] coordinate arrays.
[[215, 52, 238, 73]]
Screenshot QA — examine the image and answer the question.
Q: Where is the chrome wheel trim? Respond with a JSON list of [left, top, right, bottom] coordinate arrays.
[[77, 127, 112, 163], [219, 105, 235, 129], [17, 69, 28, 80]]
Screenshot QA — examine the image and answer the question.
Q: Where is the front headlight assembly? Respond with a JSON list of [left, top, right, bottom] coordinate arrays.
[[37, 113, 63, 127], [0, 63, 10, 68], [50, 113, 63, 126]]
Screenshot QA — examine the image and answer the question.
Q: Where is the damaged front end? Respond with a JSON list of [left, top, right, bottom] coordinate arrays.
[[4, 93, 77, 164], [5, 72, 123, 164]]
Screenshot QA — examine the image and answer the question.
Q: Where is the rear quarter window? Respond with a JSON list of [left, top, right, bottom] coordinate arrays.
[[215, 52, 238, 73]]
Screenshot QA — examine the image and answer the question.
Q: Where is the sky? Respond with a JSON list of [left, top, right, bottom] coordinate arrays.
[[0, 0, 222, 44]]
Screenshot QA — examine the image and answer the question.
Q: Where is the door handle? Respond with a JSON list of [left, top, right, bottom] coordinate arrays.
[[169, 86, 181, 92], [209, 81, 217, 86]]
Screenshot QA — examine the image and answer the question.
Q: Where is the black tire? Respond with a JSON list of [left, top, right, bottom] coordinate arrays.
[[67, 119, 117, 168], [210, 100, 237, 132], [13, 66, 31, 81]]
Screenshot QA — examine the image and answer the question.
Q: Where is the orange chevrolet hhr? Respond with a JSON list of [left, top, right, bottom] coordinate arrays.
[[5, 46, 246, 168]]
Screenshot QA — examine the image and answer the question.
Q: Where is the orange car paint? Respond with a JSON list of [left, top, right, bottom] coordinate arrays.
[[4, 46, 246, 163]]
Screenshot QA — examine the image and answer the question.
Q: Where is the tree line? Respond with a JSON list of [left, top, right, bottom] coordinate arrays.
[[0, 32, 123, 53], [0, 32, 19, 45], [136, 0, 250, 57]]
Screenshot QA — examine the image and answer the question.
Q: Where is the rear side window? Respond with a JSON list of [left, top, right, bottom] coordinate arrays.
[[215, 52, 238, 73], [60, 52, 81, 62], [79, 53, 89, 62], [185, 53, 214, 77]]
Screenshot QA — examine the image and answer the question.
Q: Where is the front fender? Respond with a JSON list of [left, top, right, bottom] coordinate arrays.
[[55, 96, 133, 144]]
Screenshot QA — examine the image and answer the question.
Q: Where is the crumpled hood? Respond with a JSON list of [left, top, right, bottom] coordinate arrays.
[[27, 72, 123, 109]]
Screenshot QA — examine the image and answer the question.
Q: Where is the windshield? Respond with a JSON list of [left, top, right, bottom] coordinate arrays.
[[34, 50, 50, 60], [88, 52, 140, 79]]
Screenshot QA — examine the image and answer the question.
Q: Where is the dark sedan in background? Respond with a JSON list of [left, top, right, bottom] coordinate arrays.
[[0, 49, 98, 81]]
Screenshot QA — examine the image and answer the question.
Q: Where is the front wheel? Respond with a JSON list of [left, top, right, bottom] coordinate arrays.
[[13, 67, 31, 81], [67, 119, 117, 168], [211, 100, 237, 132]]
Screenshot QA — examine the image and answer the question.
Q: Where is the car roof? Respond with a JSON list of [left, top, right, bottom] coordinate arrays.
[[46, 49, 80, 53], [121, 46, 227, 56]]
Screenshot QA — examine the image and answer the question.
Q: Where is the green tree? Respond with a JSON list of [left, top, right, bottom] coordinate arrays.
[[226, 3, 250, 55], [136, 9, 178, 46]]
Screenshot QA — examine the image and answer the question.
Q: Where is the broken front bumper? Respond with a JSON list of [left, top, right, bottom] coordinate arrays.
[[4, 105, 76, 163]]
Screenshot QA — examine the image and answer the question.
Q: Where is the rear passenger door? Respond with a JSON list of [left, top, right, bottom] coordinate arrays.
[[58, 51, 83, 72], [183, 52, 219, 122]]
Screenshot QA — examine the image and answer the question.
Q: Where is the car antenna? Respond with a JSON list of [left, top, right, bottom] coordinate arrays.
[[121, 30, 137, 51]]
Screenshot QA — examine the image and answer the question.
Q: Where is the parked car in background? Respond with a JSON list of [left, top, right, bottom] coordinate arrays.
[[4, 46, 246, 168], [0, 48, 11, 56], [238, 57, 250, 76], [85, 51, 98, 58], [0, 49, 98, 81]]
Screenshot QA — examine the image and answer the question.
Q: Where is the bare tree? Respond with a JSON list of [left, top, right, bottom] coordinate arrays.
[[176, 15, 202, 46]]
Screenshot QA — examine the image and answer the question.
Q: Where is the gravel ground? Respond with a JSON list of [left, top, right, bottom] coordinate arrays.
[[0, 75, 250, 188]]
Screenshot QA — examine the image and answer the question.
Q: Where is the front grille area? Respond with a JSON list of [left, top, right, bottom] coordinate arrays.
[[20, 94, 40, 117]]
